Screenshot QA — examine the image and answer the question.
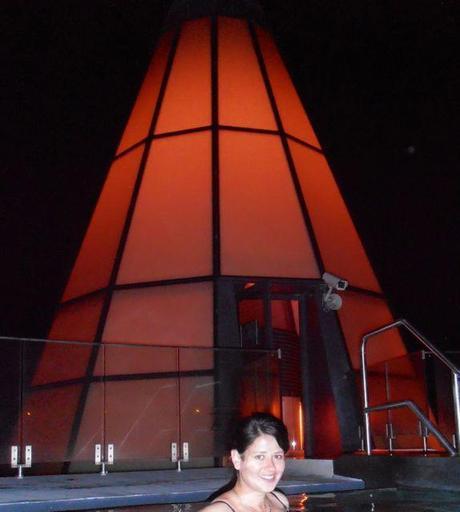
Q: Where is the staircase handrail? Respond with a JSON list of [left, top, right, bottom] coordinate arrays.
[[365, 399, 456, 456], [360, 318, 460, 456]]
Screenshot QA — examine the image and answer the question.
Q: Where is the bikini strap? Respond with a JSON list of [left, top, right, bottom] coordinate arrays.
[[270, 491, 289, 510], [212, 500, 237, 512]]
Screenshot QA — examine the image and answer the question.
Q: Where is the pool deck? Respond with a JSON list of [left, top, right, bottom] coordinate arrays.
[[0, 463, 364, 512], [335, 454, 460, 491]]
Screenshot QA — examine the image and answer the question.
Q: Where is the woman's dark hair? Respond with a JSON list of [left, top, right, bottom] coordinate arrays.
[[231, 412, 290, 454]]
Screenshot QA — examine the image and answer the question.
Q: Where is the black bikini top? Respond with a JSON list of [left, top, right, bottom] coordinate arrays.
[[212, 492, 288, 512]]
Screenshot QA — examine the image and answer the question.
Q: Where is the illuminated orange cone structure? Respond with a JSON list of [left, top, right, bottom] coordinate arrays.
[[30, 1, 411, 468]]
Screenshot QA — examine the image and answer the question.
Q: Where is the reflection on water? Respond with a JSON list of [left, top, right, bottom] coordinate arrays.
[[87, 489, 460, 512], [290, 489, 460, 511]]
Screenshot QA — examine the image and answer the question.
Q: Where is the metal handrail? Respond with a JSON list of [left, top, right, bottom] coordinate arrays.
[[361, 318, 460, 456], [365, 400, 456, 456], [0, 335, 277, 353]]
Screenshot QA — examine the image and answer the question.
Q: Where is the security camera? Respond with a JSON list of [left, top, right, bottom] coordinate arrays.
[[323, 293, 342, 311], [322, 272, 348, 311], [322, 272, 348, 291]]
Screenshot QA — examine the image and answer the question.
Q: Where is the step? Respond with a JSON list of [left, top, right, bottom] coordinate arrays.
[[335, 454, 460, 491]]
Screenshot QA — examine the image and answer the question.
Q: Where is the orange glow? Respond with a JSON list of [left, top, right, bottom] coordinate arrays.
[[117, 31, 173, 154], [179, 375, 214, 457], [384, 360, 423, 402], [298, 401, 304, 450], [100, 344, 177, 377], [179, 348, 213, 372], [337, 291, 406, 368], [300, 496, 309, 507], [218, 17, 276, 130], [103, 282, 213, 346], [291, 299, 300, 335], [62, 146, 144, 301], [22, 384, 91, 463], [220, 131, 319, 277], [288, 140, 381, 292], [30, 338, 100, 386], [104, 378, 179, 461], [156, 18, 211, 133], [70, 383, 104, 465], [49, 293, 105, 341], [313, 394, 342, 457], [256, 27, 320, 148], [282, 396, 303, 454], [117, 132, 212, 283], [366, 353, 434, 451], [239, 299, 265, 327], [271, 300, 296, 331]]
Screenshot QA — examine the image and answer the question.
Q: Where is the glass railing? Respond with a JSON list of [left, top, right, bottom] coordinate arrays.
[[366, 350, 458, 453], [424, 351, 459, 449], [361, 319, 460, 456], [0, 336, 280, 476]]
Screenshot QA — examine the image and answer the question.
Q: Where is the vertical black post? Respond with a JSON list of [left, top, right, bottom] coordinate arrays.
[[264, 281, 273, 349], [315, 292, 361, 452], [211, 15, 221, 281], [210, 14, 225, 466], [299, 294, 314, 456]]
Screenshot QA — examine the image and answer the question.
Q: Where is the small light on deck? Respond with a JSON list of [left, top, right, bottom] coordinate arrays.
[[300, 495, 309, 505]]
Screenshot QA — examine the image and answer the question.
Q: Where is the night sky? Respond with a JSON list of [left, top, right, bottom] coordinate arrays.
[[2, 1, 459, 350]]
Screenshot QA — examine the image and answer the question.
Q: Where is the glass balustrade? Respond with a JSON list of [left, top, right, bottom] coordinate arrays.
[[178, 348, 280, 468], [0, 338, 22, 474], [365, 358, 391, 451], [0, 337, 280, 476], [22, 339, 105, 473], [103, 343, 180, 471], [385, 352, 430, 452], [366, 350, 458, 454], [425, 352, 458, 448]]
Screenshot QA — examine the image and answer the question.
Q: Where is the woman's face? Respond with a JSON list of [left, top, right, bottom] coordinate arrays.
[[231, 434, 286, 494]]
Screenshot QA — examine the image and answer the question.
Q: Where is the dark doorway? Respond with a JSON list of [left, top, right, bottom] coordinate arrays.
[[237, 289, 306, 456]]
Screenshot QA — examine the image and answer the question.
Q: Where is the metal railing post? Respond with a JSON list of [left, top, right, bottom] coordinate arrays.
[[453, 371, 460, 455], [360, 335, 372, 455]]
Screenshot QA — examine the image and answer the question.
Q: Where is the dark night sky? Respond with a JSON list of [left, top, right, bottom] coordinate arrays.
[[2, 1, 459, 349]]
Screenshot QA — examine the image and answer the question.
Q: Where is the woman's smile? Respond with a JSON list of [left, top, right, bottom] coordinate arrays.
[[232, 434, 286, 493]]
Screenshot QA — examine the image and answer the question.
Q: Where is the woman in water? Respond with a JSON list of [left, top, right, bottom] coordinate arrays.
[[201, 412, 290, 512]]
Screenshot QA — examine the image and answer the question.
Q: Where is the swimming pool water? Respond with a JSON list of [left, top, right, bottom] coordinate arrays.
[[87, 489, 460, 512], [291, 489, 460, 511]]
